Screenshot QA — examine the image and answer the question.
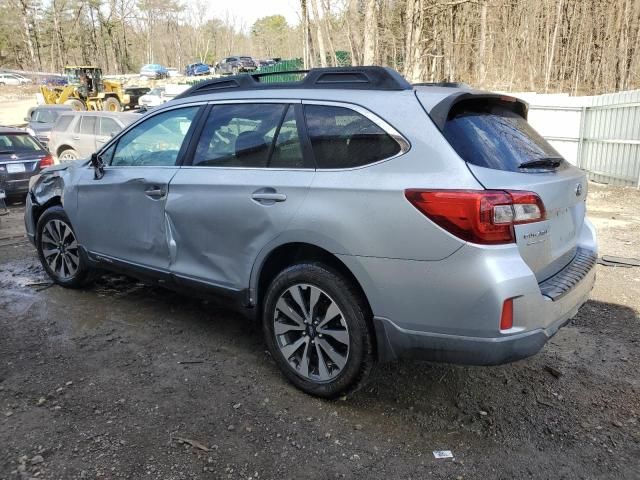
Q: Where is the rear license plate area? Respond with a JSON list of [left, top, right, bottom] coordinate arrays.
[[6, 163, 26, 174]]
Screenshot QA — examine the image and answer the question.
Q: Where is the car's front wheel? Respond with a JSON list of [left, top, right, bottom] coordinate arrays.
[[263, 262, 374, 398], [36, 206, 93, 288]]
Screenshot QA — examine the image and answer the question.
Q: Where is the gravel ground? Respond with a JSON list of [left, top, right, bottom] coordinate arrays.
[[0, 183, 639, 480]]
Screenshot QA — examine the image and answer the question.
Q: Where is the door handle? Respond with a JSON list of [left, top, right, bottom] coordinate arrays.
[[251, 189, 287, 204], [145, 187, 165, 199], [252, 192, 287, 202]]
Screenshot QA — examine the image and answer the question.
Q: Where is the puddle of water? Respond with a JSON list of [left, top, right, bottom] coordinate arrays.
[[0, 260, 50, 288]]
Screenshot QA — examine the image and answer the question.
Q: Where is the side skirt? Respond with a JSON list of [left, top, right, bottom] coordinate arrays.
[[83, 248, 256, 319]]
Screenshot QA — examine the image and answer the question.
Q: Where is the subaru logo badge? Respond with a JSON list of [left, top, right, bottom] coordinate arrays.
[[575, 183, 583, 197]]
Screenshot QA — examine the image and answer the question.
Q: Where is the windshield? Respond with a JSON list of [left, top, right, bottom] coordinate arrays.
[[0, 133, 44, 154], [32, 109, 62, 124], [442, 100, 563, 172]]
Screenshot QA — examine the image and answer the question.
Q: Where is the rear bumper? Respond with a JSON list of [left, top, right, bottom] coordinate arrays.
[[338, 219, 598, 365], [374, 261, 595, 364], [3, 178, 30, 195]]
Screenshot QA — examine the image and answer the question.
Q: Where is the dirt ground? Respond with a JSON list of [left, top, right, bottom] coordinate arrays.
[[1, 183, 639, 479]]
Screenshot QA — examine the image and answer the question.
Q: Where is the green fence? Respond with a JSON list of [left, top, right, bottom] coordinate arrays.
[[255, 59, 305, 83], [184, 55, 353, 86]]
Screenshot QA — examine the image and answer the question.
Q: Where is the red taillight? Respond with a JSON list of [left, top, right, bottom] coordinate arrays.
[[500, 298, 514, 330], [39, 154, 54, 169], [404, 189, 545, 245]]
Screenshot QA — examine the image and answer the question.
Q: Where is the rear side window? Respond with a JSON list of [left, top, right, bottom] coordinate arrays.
[[0, 133, 43, 153], [193, 103, 304, 169], [80, 116, 97, 135], [99, 117, 121, 136], [442, 101, 563, 172], [304, 105, 401, 169], [53, 115, 73, 132]]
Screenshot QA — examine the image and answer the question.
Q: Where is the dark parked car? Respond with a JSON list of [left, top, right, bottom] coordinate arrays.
[[185, 63, 211, 76], [214, 56, 257, 75], [25, 105, 73, 146], [0, 127, 53, 201], [256, 59, 277, 69]]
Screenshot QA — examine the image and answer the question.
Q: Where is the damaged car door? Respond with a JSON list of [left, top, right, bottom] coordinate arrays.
[[72, 105, 202, 273], [165, 102, 314, 296]]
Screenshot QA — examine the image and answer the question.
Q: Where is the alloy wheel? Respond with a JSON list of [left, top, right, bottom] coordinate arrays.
[[273, 284, 350, 382], [59, 151, 77, 162], [41, 218, 80, 280]]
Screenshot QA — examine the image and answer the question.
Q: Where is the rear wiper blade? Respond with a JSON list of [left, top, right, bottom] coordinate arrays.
[[518, 157, 562, 169]]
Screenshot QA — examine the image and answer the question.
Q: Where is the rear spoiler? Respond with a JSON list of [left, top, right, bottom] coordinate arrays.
[[428, 92, 529, 131]]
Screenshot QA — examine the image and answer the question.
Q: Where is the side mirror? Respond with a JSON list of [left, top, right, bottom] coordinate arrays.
[[91, 152, 105, 180]]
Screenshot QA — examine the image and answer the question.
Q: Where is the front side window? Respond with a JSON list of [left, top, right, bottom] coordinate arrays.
[[193, 103, 304, 169], [111, 106, 199, 167], [53, 115, 73, 132], [304, 105, 401, 169]]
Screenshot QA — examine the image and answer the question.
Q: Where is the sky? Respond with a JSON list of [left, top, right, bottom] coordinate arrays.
[[200, 0, 302, 30]]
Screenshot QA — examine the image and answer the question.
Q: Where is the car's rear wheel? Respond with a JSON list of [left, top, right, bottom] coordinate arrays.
[[36, 206, 92, 288], [263, 262, 374, 398], [58, 148, 78, 162]]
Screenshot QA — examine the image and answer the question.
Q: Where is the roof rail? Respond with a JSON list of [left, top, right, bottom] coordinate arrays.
[[175, 66, 413, 99], [414, 81, 471, 89]]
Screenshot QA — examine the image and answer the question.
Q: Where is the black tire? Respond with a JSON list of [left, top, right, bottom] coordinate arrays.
[[103, 97, 121, 112], [263, 262, 374, 398], [64, 98, 85, 111], [36, 206, 93, 288]]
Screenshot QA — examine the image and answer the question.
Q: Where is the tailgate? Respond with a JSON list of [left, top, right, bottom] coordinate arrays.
[[468, 164, 587, 280], [424, 93, 588, 280]]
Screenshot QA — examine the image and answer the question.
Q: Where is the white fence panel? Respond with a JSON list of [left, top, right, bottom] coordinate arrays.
[[514, 90, 640, 187]]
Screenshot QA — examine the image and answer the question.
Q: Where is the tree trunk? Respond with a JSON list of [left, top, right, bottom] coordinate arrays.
[[478, 0, 487, 85], [310, 0, 327, 67], [544, 0, 564, 93], [363, 0, 377, 65]]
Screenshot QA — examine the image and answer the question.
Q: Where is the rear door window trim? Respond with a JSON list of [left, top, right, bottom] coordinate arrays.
[[301, 100, 410, 171]]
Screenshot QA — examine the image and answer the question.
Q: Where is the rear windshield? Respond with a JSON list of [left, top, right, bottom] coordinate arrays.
[[0, 133, 43, 153], [442, 101, 562, 172]]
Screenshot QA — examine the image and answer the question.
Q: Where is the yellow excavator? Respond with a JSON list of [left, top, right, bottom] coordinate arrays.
[[39, 66, 147, 112]]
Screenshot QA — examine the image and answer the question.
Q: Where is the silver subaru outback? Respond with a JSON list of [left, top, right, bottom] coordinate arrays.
[[24, 67, 597, 398]]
